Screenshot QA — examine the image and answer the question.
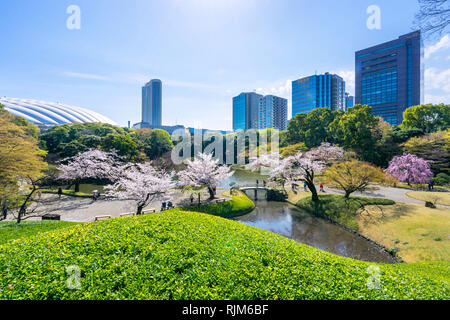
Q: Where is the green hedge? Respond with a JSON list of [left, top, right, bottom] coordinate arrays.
[[0, 220, 79, 245], [185, 195, 255, 218], [296, 194, 395, 231], [0, 210, 448, 299]]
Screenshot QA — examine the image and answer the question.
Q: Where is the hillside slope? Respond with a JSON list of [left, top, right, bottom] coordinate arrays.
[[0, 210, 448, 300]]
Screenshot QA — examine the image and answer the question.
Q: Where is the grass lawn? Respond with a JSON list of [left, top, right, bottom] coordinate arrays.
[[0, 220, 79, 245], [295, 194, 395, 231], [405, 191, 450, 206], [0, 210, 448, 300], [40, 189, 92, 198], [355, 203, 450, 263]]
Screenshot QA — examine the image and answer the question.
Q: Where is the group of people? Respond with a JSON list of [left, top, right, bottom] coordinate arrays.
[[255, 180, 267, 187], [161, 201, 174, 211], [92, 191, 101, 201]]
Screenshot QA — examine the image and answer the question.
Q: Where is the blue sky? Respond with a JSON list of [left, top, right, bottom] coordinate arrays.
[[0, 0, 449, 130]]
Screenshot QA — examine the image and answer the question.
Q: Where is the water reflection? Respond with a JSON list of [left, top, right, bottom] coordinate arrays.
[[223, 170, 396, 263], [237, 198, 396, 264]]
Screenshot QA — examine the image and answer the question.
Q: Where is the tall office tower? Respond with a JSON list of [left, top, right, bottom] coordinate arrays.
[[292, 72, 345, 117], [355, 31, 423, 125], [232, 92, 263, 131], [142, 79, 162, 126], [258, 95, 288, 130], [345, 92, 354, 111]]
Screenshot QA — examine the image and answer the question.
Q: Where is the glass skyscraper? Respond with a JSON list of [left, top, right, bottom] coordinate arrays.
[[292, 72, 345, 117], [345, 93, 354, 111], [355, 31, 423, 125], [142, 79, 162, 126], [258, 95, 288, 131], [232, 92, 263, 131]]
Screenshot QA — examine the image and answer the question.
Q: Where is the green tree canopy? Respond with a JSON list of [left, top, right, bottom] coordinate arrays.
[[287, 108, 340, 148], [329, 104, 379, 162], [401, 104, 450, 133]]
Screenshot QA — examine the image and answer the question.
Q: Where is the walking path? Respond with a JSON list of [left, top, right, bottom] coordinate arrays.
[[324, 185, 450, 209], [8, 185, 448, 223], [11, 189, 230, 223]]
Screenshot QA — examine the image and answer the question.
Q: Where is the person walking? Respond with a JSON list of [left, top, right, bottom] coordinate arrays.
[[190, 193, 194, 204], [304, 181, 308, 192], [320, 183, 324, 192], [256, 179, 259, 188], [263, 180, 266, 187], [57, 187, 63, 199]]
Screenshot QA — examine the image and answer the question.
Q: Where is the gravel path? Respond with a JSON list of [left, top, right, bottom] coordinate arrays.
[[10, 185, 448, 223], [323, 185, 450, 209], [11, 189, 230, 223]]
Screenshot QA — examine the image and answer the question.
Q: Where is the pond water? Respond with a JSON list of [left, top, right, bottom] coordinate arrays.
[[222, 170, 396, 264]]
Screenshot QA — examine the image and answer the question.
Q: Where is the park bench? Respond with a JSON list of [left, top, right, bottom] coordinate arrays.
[[216, 198, 226, 203], [94, 215, 112, 221], [119, 212, 134, 217], [142, 209, 156, 214]]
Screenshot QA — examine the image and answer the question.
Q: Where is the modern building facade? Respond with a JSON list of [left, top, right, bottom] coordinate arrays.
[[292, 72, 345, 117], [232, 92, 263, 130], [345, 93, 354, 111], [142, 79, 162, 126], [258, 95, 288, 130], [0, 97, 116, 127], [355, 31, 423, 125]]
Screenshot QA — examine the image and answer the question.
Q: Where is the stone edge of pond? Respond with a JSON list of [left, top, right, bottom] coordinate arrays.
[[286, 199, 402, 264]]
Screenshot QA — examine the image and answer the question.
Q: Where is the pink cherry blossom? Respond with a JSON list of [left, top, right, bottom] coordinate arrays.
[[105, 162, 174, 214], [178, 153, 233, 199], [384, 153, 433, 185]]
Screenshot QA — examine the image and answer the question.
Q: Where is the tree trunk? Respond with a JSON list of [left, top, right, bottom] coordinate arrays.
[[308, 182, 319, 202], [136, 205, 143, 215], [17, 185, 37, 224], [344, 191, 351, 198], [74, 180, 80, 193], [207, 186, 215, 200], [198, 193, 201, 207]]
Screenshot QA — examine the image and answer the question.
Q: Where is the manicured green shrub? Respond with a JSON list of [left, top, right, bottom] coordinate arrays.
[[185, 195, 254, 218], [0, 220, 79, 245], [433, 173, 450, 186], [0, 210, 448, 300], [296, 194, 395, 231]]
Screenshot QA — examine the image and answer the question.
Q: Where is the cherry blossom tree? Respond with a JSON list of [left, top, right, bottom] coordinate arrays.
[[58, 149, 121, 192], [248, 154, 292, 191], [178, 153, 233, 199], [384, 153, 433, 185], [249, 143, 344, 202], [105, 162, 174, 215], [290, 143, 344, 202]]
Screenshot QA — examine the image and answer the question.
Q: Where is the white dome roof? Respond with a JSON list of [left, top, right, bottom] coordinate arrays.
[[0, 97, 117, 126]]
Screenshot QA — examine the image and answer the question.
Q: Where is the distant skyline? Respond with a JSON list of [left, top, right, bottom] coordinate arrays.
[[0, 0, 449, 130]]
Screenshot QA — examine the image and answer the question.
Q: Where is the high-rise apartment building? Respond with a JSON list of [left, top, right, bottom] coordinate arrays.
[[345, 92, 354, 111], [355, 31, 423, 125], [142, 79, 162, 126], [258, 95, 288, 131], [232, 92, 263, 130], [292, 72, 345, 117]]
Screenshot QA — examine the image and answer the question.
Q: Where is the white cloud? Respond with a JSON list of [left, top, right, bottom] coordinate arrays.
[[334, 70, 355, 95], [425, 34, 450, 59], [62, 72, 110, 81], [425, 67, 450, 92], [425, 94, 449, 104]]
